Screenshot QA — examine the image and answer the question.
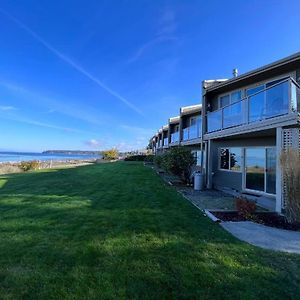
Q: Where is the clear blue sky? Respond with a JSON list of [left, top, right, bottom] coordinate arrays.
[[0, 0, 299, 152]]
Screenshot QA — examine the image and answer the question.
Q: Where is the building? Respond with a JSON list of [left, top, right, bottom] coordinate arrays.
[[150, 52, 300, 213]]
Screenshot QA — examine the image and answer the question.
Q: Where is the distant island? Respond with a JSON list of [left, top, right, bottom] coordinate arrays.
[[43, 150, 101, 155]]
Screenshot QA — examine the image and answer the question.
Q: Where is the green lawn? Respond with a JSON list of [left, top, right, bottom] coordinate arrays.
[[0, 162, 299, 299]]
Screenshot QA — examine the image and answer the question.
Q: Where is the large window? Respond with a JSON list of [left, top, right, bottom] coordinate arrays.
[[192, 150, 203, 166], [220, 148, 242, 171], [219, 90, 242, 109], [190, 116, 200, 126], [219, 95, 230, 108]]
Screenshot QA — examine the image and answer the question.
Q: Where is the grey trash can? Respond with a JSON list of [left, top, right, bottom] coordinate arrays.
[[194, 172, 204, 191]]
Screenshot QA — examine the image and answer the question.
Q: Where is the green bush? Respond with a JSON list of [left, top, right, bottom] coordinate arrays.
[[20, 160, 41, 172], [124, 155, 147, 161], [101, 149, 119, 160], [162, 147, 195, 182], [144, 155, 154, 163], [154, 155, 164, 168]]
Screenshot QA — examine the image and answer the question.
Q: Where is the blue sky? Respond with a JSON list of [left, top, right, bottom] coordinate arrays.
[[0, 0, 300, 152]]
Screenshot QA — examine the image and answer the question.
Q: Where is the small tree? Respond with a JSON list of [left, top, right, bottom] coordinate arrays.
[[101, 149, 119, 160], [20, 160, 40, 172], [163, 147, 195, 183], [280, 149, 300, 224]]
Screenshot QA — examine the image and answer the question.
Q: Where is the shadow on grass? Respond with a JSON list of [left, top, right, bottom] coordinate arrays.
[[0, 162, 299, 299]]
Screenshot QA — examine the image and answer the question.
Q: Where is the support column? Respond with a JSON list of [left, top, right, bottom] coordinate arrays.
[[207, 139, 213, 189], [276, 127, 283, 213]]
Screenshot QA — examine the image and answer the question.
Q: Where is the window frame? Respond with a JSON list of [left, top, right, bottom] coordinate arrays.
[[218, 89, 243, 109], [191, 150, 202, 167], [219, 147, 242, 173]]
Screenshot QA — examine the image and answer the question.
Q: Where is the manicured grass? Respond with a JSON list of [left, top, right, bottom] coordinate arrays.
[[0, 162, 299, 299]]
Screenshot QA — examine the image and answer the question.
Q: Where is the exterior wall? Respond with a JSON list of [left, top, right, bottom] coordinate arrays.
[[206, 71, 296, 114], [210, 136, 276, 192], [150, 54, 300, 215]]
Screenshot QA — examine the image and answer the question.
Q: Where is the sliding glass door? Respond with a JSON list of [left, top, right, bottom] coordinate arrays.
[[245, 148, 265, 191], [245, 147, 276, 194], [266, 148, 276, 194]]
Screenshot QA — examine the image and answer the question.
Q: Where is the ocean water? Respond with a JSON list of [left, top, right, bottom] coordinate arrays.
[[0, 152, 101, 163]]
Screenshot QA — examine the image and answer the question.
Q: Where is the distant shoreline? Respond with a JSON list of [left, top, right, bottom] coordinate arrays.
[[0, 151, 102, 164], [42, 150, 100, 155]]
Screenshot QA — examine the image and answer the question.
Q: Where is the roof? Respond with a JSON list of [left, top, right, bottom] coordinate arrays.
[[180, 104, 202, 116], [169, 116, 180, 124], [204, 52, 300, 94], [162, 124, 169, 131]]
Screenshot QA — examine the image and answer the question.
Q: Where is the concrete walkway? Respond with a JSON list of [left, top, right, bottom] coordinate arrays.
[[221, 221, 300, 254]]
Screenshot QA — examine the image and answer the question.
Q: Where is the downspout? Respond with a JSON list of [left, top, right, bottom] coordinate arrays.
[[200, 81, 206, 174]]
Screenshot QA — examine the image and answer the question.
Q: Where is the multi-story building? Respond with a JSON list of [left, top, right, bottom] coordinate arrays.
[[150, 52, 300, 213]]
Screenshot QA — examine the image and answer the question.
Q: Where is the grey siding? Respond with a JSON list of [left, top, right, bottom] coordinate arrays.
[[211, 136, 276, 192]]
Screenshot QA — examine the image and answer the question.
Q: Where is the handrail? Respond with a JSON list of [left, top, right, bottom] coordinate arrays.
[[208, 77, 294, 114]]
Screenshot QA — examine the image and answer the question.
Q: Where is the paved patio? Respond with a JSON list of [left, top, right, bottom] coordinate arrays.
[[178, 188, 237, 210], [221, 221, 300, 254]]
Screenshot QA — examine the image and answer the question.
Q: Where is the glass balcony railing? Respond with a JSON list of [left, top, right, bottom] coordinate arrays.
[[183, 127, 189, 140], [171, 131, 179, 143], [163, 137, 168, 146], [207, 78, 300, 133], [207, 110, 222, 132], [183, 121, 202, 141]]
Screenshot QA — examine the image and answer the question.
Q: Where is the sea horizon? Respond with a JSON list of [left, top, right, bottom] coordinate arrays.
[[0, 151, 101, 163]]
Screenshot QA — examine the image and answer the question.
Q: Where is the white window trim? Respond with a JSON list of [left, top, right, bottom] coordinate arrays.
[[218, 147, 242, 173], [243, 146, 277, 196], [191, 150, 202, 167]]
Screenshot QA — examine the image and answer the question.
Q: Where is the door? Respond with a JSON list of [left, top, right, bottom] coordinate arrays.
[[245, 148, 265, 192], [266, 148, 276, 194], [245, 147, 276, 194]]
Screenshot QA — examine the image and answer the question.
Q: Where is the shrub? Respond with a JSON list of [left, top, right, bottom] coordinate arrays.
[[20, 160, 41, 172], [144, 155, 154, 163], [280, 149, 300, 224], [124, 155, 147, 161], [161, 147, 195, 183], [101, 149, 119, 160], [154, 155, 164, 168], [236, 197, 256, 218]]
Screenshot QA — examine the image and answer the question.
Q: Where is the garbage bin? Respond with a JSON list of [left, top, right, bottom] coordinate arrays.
[[194, 172, 204, 191]]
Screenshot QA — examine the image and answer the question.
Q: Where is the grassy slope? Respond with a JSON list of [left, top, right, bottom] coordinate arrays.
[[0, 162, 299, 299]]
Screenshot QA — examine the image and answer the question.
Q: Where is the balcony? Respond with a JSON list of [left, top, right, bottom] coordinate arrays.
[[183, 121, 202, 141], [171, 131, 179, 143], [207, 78, 300, 133]]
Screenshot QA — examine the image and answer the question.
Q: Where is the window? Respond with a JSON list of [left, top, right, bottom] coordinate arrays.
[[219, 95, 230, 108], [190, 116, 199, 126], [231, 91, 242, 103], [192, 150, 202, 166], [230, 148, 242, 171], [220, 149, 229, 169], [220, 148, 242, 171], [219, 90, 242, 108], [246, 85, 264, 97]]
